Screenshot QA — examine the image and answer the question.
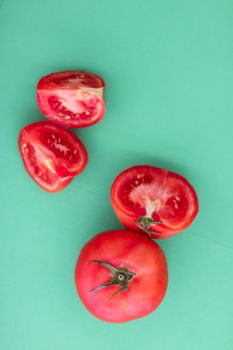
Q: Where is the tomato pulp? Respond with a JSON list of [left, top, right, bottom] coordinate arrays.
[[111, 165, 199, 238], [75, 230, 168, 323], [18, 121, 88, 192], [37, 71, 105, 128]]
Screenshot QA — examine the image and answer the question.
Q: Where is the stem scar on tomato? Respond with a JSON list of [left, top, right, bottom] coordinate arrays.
[[88, 260, 136, 300]]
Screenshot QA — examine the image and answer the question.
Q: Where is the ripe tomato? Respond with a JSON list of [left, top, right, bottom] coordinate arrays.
[[18, 121, 88, 193], [36, 71, 105, 128], [75, 230, 168, 323], [110, 165, 199, 239]]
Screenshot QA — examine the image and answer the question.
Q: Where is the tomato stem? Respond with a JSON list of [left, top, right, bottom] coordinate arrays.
[[88, 260, 136, 300], [136, 217, 162, 237]]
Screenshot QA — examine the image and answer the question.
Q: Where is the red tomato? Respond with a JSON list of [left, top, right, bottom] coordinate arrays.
[[36, 71, 105, 128], [18, 121, 88, 192], [110, 165, 199, 239], [75, 230, 168, 323]]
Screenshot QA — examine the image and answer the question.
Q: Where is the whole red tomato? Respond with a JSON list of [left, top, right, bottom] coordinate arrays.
[[110, 165, 199, 238], [18, 121, 88, 192], [36, 71, 105, 128], [75, 230, 168, 323]]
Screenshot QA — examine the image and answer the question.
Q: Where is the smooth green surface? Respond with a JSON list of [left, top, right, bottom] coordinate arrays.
[[0, 0, 233, 349]]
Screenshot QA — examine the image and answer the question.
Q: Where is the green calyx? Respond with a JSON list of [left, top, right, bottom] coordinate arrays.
[[136, 216, 162, 237], [88, 260, 136, 300]]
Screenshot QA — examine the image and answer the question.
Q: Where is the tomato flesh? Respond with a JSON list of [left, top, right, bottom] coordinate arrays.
[[19, 121, 88, 192], [111, 165, 199, 238], [37, 71, 105, 128], [75, 230, 168, 323]]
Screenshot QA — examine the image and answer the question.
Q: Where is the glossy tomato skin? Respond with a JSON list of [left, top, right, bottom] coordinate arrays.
[[75, 230, 168, 323], [18, 121, 88, 193], [37, 71, 106, 128], [111, 165, 199, 239]]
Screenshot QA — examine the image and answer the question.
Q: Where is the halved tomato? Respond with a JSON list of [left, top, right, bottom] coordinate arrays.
[[36, 71, 105, 128], [18, 121, 88, 192], [110, 165, 199, 238]]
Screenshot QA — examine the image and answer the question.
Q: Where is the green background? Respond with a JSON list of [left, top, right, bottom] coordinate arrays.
[[1, 0, 232, 349]]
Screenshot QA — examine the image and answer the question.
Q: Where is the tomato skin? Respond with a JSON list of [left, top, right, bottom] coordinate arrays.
[[110, 165, 199, 239], [18, 121, 88, 193], [75, 230, 168, 323], [36, 71, 106, 128]]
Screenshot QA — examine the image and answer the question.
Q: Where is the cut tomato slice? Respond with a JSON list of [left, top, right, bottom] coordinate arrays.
[[110, 165, 199, 238], [37, 71, 106, 128], [18, 121, 88, 192]]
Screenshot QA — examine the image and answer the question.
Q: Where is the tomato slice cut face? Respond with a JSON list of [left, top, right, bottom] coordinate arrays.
[[110, 165, 199, 238], [19, 121, 88, 192], [37, 71, 106, 128]]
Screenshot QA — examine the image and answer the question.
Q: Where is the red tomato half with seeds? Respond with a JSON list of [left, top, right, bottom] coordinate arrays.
[[18, 121, 88, 193], [110, 165, 199, 239], [75, 230, 168, 323], [37, 71, 105, 128]]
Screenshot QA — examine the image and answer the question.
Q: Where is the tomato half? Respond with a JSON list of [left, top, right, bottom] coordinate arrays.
[[75, 230, 168, 323], [36, 71, 106, 128], [18, 121, 88, 192], [110, 165, 199, 238]]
